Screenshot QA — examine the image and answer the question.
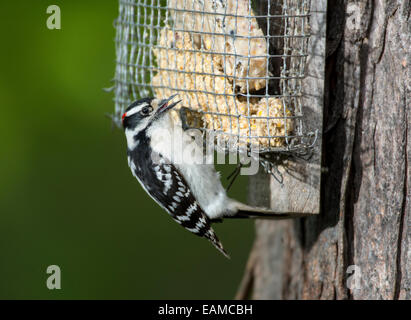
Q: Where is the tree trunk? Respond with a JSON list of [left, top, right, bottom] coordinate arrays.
[[238, 0, 410, 300]]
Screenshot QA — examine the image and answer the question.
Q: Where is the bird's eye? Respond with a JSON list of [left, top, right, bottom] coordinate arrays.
[[141, 106, 152, 116]]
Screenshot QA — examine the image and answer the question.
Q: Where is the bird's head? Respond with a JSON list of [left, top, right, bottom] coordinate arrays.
[[121, 94, 181, 133]]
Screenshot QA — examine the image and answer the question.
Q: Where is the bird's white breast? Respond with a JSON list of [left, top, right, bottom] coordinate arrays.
[[147, 114, 235, 219]]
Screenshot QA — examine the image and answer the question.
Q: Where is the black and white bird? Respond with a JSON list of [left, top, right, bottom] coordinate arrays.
[[121, 95, 235, 258], [121, 95, 288, 258]]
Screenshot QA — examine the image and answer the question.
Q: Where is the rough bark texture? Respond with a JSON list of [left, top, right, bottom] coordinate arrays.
[[240, 0, 410, 300]]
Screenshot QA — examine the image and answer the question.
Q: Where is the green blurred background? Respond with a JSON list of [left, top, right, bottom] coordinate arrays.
[[0, 1, 254, 299]]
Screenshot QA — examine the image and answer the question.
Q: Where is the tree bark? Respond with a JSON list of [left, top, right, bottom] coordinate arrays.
[[239, 0, 410, 300]]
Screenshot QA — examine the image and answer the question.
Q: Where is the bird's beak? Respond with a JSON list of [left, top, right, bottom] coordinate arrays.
[[155, 94, 181, 115]]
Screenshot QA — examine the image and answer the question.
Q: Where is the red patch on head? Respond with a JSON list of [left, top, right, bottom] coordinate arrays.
[[122, 112, 127, 122]]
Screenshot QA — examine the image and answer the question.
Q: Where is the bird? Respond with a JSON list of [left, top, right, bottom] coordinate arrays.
[[121, 95, 292, 258]]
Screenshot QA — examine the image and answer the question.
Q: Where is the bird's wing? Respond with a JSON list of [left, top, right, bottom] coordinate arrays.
[[129, 151, 229, 258]]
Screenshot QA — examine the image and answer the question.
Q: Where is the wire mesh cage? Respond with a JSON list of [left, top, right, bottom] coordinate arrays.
[[114, 0, 317, 156]]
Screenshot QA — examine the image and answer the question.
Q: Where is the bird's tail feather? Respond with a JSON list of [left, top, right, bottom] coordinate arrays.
[[229, 201, 309, 219], [205, 229, 230, 259]]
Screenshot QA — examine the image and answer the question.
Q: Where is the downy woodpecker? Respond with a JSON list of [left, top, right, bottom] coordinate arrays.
[[121, 95, 286, 257]]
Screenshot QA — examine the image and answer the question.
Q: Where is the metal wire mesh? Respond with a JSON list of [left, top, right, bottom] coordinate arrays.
[[114, 0, 316, 155]]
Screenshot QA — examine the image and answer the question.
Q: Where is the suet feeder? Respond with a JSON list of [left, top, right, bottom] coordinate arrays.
[[113, 0, 327, 217]]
